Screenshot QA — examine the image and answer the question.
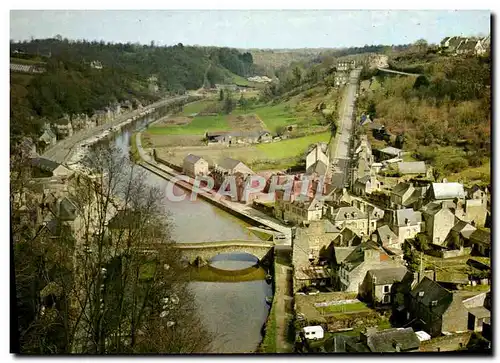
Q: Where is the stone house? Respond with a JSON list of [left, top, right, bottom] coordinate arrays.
[[306, 159, 328, 176], [212, 158, 254, 198], [421, 203, 456, 246], [214, 157, 253, 176], [386, 208, 423, 244], [360, 266, 408, 306], [31, 157, 73, 179], [372, 224, 401, 251], [272, 174, 320, 215], [280, 196, 324, 225], [90, 60, 103, 69], [463, 292, 491, 332], [332, 227, 362, 247], [182, 154, 209, 178], [53, 118, 74, 139], [206, 130, 271, 145], [466, 185, 488, 202], [455, 38, 481, 55], [342, 327, 420, 353], [396, 161, 431, 179], [378, 146, 402, 161], [445, 220, 476, 249], [334, 73, 348, 86], [292, 220, 341, 292], [455, 198, 488, 227], [468, 229, 491, 257], [306, 143, 329, 173], [427, 182, 466, 203], [390, 182, 415, 209], [38, 126, 57, 151], [327, 206, 370, 237], [407, 277, 469, 337], [293, 220, 341, 264], [338, 241, 404, 292], [353, 175, 380, 196]]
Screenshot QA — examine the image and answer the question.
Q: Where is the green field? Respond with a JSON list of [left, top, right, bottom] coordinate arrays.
[[256, 132, 331, 159], [180, 99, 216, 116], [316, 302, 368, 315], [252, 104, 296, 133], [148, 115, 229, 135]]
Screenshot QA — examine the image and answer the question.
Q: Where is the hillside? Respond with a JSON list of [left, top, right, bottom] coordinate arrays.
[[10, 38, 255, 142], [356, 48, 491, 185]]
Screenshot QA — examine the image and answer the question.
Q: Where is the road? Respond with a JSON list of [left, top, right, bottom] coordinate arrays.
[[376, 67, 421, 77], [328, 68, 361, 188], [42, 95, 195, 164]]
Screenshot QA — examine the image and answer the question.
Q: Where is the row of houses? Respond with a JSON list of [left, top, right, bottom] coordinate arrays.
[[440, 35, 491, 56], [37, 101, 136, 152], [205, 130, 272, 145], [292, 220, 491, 340]]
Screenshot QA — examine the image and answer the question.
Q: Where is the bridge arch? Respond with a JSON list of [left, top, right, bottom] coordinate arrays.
[[174, 240, 274, 266]]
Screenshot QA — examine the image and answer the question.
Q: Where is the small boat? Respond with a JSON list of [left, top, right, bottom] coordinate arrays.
[[265, 296, 273, 305]]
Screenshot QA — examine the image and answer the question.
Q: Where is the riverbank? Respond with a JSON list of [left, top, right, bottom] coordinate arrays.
[[43, 94, 202, 165], [258, 246, 294, 353]]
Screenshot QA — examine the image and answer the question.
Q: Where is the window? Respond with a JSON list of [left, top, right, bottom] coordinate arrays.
[[383, 294, 391, 303], [384, 285, 390, 293]]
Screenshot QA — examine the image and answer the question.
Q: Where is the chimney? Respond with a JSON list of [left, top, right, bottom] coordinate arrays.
[[405, 218, 410, 226], [433, 269, 437, 281], [393, 342, 402, 352]]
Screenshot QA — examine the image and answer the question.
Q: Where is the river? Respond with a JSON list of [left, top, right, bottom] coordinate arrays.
[[107, 112, 272, 353]]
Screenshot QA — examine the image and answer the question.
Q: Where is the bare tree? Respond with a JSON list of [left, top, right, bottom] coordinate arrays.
[[12, 144, 213, 354]]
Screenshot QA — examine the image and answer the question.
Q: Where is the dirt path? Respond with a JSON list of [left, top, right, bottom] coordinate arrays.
[[274, 246, 294, 353]]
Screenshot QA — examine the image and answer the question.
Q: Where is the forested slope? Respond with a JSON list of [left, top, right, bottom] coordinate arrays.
[[10, 38, 254, 142]]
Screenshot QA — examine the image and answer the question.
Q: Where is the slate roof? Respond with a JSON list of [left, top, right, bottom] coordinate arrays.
[[448, 36, 466, 49], [39, 129, 56, 142], [458, 39, 478, 51], [431, 182, 466, 200], [397, 161, 426, 175], [306, 196, 324, 211], [356, 175, 371, 184], [392, 182, 414, 197], [395, 208, 422, 226], [31, 157, 61, 172], [366, 328, 420, 352], [218, 157, 243, 170], [451, 220, 476, 239], [440, 36, 452, 46], [380, 146, 402, 156], [323, 219, 341, 233], [410, 277, 452, 317], [342, 241, 384, 271], [377, 224, 398, 245], [468, 306, 490, 319], [367, 267, 407, 285], [184, 154, 204, 164], [469, 229, 491, 245], [334, 247, 356, 265], [330, 206, 367, 221], [207, 130, 270, 139], [306, 159, 328, 175], [370, 123, 385, 131]]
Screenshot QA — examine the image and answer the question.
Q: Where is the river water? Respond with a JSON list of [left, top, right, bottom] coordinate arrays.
[[108, 113, 272, 353]]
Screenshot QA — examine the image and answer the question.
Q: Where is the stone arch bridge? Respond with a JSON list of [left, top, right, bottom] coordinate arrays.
[[173, 240, 275, 265]]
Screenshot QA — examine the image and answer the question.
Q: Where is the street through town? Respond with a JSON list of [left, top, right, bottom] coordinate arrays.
[[328, 68, 361, 188]]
